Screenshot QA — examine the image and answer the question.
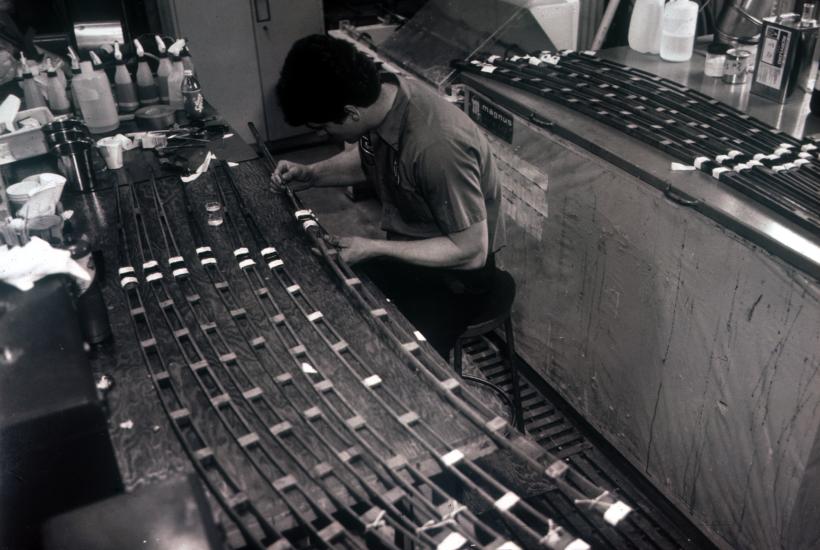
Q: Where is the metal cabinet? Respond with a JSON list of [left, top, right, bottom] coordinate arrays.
[[158, 0, 323, 143]]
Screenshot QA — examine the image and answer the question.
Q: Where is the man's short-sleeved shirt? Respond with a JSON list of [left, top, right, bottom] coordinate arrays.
[[358, 74, 505, 253]]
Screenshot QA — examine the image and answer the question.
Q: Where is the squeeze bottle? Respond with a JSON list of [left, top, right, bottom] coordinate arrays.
[[74, 60, 119, 133], [67, 47, 81, 115], [113, 42, 139, 113], [181, 45, 195, 74], [155, 35, 172, 103], [660, 0, 699, 62], [133, 38, 159, 105], [167, 39, 186, 110], [628, 0, 664, 54], [19, 53, 46, 109], [45, 58, 71, 115]]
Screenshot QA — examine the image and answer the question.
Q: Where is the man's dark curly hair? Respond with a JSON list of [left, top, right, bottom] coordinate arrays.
[[276, 34, 381, 127]]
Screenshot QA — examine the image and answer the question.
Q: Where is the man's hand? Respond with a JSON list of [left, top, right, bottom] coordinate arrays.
[[338, 236, 377, 265], [271, 161, 315, 192]]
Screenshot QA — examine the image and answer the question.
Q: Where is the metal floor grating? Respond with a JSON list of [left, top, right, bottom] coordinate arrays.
[[460, 336, 715, 550]]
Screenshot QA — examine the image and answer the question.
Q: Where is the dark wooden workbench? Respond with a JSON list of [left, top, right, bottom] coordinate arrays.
[[62, 145, 573, 547]]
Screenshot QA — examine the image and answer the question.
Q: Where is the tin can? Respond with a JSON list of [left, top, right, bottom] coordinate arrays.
[[723, 48, 751, 84], [736, 37, 759, 72]]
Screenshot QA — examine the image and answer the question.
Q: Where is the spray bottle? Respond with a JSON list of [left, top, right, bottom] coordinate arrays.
[[167, 39, 186, 110], [45, 58, 71, 115], [112, 42, 139, 113], [133, 38, 159, 105], [155, 35, 173, 103], [19, 53, 46, 109]]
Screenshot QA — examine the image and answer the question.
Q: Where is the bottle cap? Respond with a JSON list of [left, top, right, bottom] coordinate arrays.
[[89, 50, 103, 66], [707, 43, 730, 55], [737, 36, 758, 46], [155, 35, 167, 54], [168, 38, 186, 57]]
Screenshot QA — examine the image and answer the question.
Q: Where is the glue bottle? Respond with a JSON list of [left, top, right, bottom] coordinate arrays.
[[73, 59, 119, 134], [133, 38, 159, 106], [628, 0, 664, 54], [45, 58, 71, 115], [166, 39, 186, 110], [19, 53, 46, 109], [155, 35, 173, 103], [659, 0, 699, 62], [113, 42, 139, 113]]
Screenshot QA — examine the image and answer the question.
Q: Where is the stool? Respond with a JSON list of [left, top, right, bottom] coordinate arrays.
[[452, 269, 524, 431]]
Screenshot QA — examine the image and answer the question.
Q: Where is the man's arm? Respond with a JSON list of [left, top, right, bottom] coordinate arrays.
[[339, 219, 488, 270], [311, 146, 365, 187], [273, 146, 364, 190]]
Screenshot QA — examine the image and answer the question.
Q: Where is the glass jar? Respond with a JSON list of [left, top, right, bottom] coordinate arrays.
[[705, 43, 731, 77]]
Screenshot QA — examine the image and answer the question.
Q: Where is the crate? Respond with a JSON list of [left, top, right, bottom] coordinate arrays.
[[0, 106, 54, 165]]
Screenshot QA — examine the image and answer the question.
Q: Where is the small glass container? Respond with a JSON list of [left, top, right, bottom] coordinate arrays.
[[723, 48, 752, 84], [705, 43, 730, 77], [736, 37, 759, 73], [205, 201, 223, 226]]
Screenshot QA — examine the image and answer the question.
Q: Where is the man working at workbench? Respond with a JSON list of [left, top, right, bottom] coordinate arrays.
[[273, 35, 505, 359]]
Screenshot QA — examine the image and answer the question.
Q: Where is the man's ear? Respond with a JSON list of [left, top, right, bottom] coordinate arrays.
[[344, 105, 360, 122]]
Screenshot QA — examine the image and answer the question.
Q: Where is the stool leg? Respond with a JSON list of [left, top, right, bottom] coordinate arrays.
[[453, 337, 464, 377], [505, 317, 524, 431]]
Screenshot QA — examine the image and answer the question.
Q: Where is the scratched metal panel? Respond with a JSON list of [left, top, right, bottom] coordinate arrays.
[[467, 89, 820, 549]]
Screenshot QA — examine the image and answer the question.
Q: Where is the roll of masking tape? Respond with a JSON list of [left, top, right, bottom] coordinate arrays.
[[135, 105, 176, 131]]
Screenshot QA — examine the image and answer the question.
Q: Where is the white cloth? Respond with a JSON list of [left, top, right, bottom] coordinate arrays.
[[0, 237, 90, 291]]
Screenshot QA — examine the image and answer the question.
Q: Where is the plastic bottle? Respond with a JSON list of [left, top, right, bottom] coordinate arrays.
[[73, 60, 119, 134], [628, 0, 664, 54], [660, 0, 699, 62], [181, 45, 195, 74], [155, 35, 173, 103], [19, 54, 46, 109], [133, 38, 159, 105], [113, 42, 139, 113], [67, 47, 81, 115], [182, 69, 205, 120], [88, 51, 111, 94], [167, 40, 186, 110], [14, 66, 23, 96], [45, 58, 71, 115]]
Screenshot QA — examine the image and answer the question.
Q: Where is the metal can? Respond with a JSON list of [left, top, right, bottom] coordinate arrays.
[[736, 37, 759, 72], [723, 48, 752, 84]]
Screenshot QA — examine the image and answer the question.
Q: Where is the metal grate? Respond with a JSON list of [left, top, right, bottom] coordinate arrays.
[[461, 335, 716, 550]]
